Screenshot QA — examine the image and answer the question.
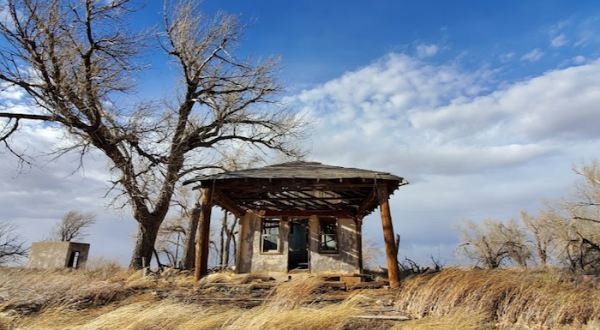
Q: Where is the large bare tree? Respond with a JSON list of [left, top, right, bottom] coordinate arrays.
[[50, 210, 97, 242], [0, 0, 305, 268]]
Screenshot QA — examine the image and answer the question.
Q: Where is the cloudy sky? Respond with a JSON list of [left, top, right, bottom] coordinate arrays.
[[2, 0, 600, 267]]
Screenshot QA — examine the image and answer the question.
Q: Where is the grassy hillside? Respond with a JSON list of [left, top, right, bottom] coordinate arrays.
[[1, 264, 598, 330]]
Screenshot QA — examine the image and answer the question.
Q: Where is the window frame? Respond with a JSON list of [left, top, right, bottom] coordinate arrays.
[[318, 217, 339, 254], [260, 217, 282, 254]]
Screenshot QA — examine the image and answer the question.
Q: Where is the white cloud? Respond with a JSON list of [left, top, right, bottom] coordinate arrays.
[[415, 44, 439, 58], [289, 52, 600, 263], [413, 60, 600, 142], [572, 55, 587, 64], [0, 83, 25, 100], [521, 48, 544, 62], [5, 47, 600, 266], [550, 34, 569, 48], [499, 52, 515, 63]]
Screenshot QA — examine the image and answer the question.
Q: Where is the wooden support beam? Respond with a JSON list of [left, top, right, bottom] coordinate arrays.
[[195, 187, 213, 283], [233, 196, 362, 201], [262, 210, 356, 218], [377, 185, 401, 289], [213, 188, 246, 218], [356, 187, 377, 217]]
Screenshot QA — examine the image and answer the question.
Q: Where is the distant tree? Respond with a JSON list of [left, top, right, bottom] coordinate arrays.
[[50, 210, 97, 242], [457, 219, 507, 269], [156, 216, 186, 268], [0, 0, 306, 269], [362, 236, 383, 270], [520, 209, 560, 267], [558, 160, 600, 273], [457, 219, 530, 268], [0, 221, 28, 265], [499, 219, 531, 267]]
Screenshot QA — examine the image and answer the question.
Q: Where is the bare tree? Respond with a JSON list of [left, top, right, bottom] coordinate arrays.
[[0, 221, 28, 265], [181, 199, 201, 270], [156, 216, 186, 268], [457, 219, 531, 268], [558, 160, 600, 273], [362, 236, 382, 270], [50, 210, 96, 242], [457, 219, 506, 269], [520, 209, 560, 267], [0, 0, 306, 269]]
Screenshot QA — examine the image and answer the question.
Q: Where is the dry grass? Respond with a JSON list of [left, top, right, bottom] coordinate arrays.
[[391, 309, 492, 330], [0, 267, 360, 330], [3, 266, 598, 329], [267, 275, 324, 310], [396, 267, 600, 329]]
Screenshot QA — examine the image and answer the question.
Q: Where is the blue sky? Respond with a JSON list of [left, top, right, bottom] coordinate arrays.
[[3, 0, 600, 267]]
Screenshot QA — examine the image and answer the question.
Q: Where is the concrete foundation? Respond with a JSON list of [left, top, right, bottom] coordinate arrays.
[[27, 242, 90, 269]]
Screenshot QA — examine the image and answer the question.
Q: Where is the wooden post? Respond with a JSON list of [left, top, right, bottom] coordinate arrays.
[[354, 217, 363, 273], [195, 187, 213, 283], [377, 185, 401, 288]]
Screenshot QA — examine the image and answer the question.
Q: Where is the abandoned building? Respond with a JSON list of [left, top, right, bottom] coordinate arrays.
[[27, 241, 90, 269], [185, 161, 408, 287]]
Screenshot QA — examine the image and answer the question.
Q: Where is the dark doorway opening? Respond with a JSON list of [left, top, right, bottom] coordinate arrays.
[[68, 251, 80, 269], [288, 218, 309, 271]]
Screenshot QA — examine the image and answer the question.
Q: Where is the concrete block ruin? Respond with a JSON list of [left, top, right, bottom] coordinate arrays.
[[27, 242, 90, 269]]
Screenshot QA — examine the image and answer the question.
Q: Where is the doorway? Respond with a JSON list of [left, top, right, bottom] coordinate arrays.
[[68, 251, 80, 269], [288, 218, 309, 271]]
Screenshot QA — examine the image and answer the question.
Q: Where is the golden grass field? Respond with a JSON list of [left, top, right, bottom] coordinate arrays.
[[1, 262, 599, 330]]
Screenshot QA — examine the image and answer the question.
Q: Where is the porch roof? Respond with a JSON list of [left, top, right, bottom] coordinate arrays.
[[184, 161, 408, 218]]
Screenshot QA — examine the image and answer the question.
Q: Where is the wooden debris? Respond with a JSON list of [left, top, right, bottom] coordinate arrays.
[[352, 315, 409, 321], [347, 281, 387, 290]]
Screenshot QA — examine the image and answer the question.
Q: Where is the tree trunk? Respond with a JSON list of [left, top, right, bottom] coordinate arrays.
[[223, 225, 232, 266], [181, 202, 201, 270], [222, 216, 239, 267], [129, 221, 161, 269], [219, 210, 228, 268], [232, 233, 237, 268]]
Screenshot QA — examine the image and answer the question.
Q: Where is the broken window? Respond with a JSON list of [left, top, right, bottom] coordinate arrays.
[[319, 218, 338, 253], [261, 218, 280, 253]]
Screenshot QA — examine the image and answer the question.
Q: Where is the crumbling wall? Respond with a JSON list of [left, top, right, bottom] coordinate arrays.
[[27, 242, 90, 269], [309, 216, 359, 274], [236, 213, 360, 275], [237, 212, 289, 274]]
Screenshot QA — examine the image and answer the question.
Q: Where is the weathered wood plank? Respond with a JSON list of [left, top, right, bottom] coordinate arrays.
[[347, 281, 387, 290], [352, 315, 409, 321], [213, 188, 246, 218]]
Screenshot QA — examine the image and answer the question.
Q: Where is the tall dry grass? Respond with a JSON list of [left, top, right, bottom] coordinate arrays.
[[2, 268, 361, 330], [396, 267, 600, 329], [5, 266, 598, 329]]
